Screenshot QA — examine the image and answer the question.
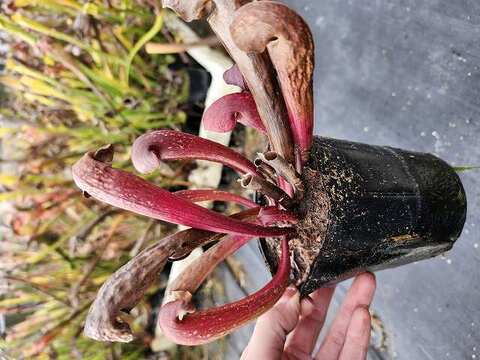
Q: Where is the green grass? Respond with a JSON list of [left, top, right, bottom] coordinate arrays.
[[0, 0, 195, 358]]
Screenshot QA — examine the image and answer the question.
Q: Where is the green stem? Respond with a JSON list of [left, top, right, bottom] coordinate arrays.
[[125, 12, 164, 86]]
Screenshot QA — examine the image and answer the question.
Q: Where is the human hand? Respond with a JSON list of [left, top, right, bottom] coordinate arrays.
[[241, 272, 376, 360]]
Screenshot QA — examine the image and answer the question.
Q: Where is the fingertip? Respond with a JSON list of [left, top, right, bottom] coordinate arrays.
[[310, 286, 336, 301], [245, 286, 300, 358], [351, 306, 371, 328], [299, 294, 315, 316], [365, 271, 376, 286], [355, 272, 377, 297], [358, 271, 376, 285], [276, 285, 300, 309], [299, 286, 334, 317], [336, 307, 371, 360], [281, 285, 299, 301], [346, 307, 371, 346], [283, 286, 301, 315], [315, 277, 374, 360]]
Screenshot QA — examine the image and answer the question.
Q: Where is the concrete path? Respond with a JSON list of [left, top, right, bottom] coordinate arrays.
[[225, 1, 480, 359]]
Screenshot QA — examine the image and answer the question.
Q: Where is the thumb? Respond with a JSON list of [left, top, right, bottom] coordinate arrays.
[[241, 286, 300, 360]]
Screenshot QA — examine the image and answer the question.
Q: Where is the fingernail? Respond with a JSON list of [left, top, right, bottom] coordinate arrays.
[[284, 285, 298, 298], [288, 288, 300, 308]]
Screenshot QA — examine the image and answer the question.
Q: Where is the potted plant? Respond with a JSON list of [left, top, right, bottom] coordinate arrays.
[[71, 0, 466, 346]]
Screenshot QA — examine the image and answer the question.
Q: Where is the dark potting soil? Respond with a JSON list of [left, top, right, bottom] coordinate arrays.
[[260, 136, 465, 297]]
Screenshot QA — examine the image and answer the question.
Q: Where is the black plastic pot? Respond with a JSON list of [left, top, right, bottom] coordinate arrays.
[[260, 136, 467, 296]]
